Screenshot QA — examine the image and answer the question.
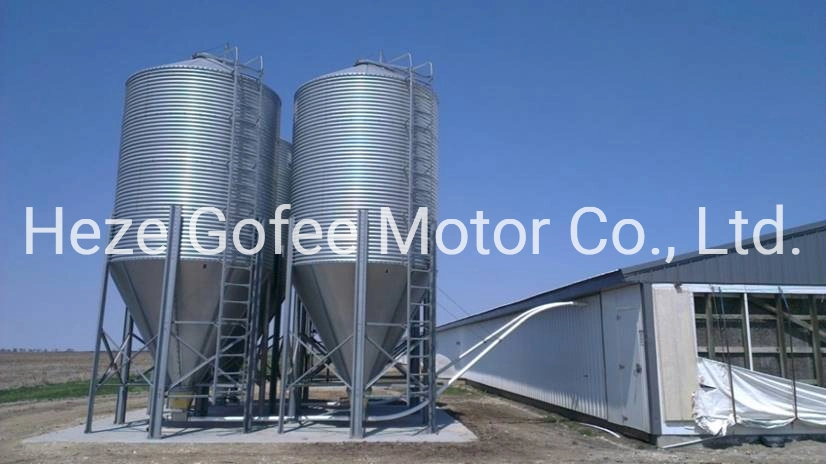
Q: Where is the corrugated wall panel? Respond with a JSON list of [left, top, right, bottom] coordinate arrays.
[[438, 295, 608, 420], [627, 226, 826, 285]]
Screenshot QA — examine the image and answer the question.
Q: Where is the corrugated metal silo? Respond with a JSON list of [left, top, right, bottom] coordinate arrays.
[[109, 52, 281, 396], [291, 60, 438, 386]]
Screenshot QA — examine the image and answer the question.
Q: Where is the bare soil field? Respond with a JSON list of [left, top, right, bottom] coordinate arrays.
[[0, 351, 151, 390], [0, 353, 824, 463]]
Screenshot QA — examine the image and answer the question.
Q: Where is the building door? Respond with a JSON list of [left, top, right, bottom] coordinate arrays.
[[602, 285, 650, 432]]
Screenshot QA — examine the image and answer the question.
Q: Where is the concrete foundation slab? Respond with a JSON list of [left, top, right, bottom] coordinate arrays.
[[25, 408, 476, 444]]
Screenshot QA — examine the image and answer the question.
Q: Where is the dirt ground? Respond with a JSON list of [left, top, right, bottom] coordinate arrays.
[[1, 352, 824, 463], [1, 385, 825, 463], [0, 352, 152, 390]]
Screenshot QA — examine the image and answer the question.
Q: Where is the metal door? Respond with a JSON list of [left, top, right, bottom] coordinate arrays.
[[602, 286, 650, 432]]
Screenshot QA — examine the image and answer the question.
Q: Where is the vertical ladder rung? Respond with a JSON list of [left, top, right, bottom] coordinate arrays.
[[212, 57, 264, 404]]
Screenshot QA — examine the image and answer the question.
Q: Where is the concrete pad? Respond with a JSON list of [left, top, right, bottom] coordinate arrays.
[[25, 408, 476, 444]]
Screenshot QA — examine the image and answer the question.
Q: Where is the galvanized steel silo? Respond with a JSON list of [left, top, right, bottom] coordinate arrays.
[[109, 52, 281, 395], [291, 60, 438, 385]]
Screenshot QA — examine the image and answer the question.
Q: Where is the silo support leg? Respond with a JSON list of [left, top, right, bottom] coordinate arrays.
[[350, 209, 369, 439], [269, 300, 281, 415], [288, 293, 301, 419], [84, 258, 110, 433], [277, 216, 296, 433], [243, 252, 264, 433], [257, 286, 270, 417], [148, 205, 182, 439]]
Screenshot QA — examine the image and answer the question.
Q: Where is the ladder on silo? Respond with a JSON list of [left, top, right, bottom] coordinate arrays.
[[210, 50, 265, 405], [400, 56, 437, 421]]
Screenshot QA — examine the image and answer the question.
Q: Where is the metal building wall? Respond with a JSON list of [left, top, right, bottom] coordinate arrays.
[[436, 221, 826, 440], [624, 221, 826, 285], [438, 294, 610, 420]]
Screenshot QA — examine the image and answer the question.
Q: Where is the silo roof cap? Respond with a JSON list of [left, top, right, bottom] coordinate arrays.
[[314, 60, 408, 80], [131, 53, 235, 77], [161, 55, 234, 73]]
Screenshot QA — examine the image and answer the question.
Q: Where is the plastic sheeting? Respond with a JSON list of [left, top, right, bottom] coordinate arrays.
[[693, 357, 826, 435]]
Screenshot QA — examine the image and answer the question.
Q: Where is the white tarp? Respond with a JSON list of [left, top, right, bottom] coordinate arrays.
[[693, 357, 826, 435]]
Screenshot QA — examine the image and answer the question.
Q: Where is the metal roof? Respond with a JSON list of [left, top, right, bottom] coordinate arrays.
[[438, 220, 826, 331], [300, 60, 407, 89], [124, 53, 276, 95]]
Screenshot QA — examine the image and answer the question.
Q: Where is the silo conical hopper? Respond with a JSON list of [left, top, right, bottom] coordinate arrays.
[[291, 60, 438, 386], [110, 52, 281, 398]]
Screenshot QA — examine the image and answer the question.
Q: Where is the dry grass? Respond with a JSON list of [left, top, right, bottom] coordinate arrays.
[[0, 351, 151, 390]]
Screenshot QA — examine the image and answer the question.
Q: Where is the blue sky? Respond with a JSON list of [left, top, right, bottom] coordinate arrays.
[[1, 1, 824, 349]]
